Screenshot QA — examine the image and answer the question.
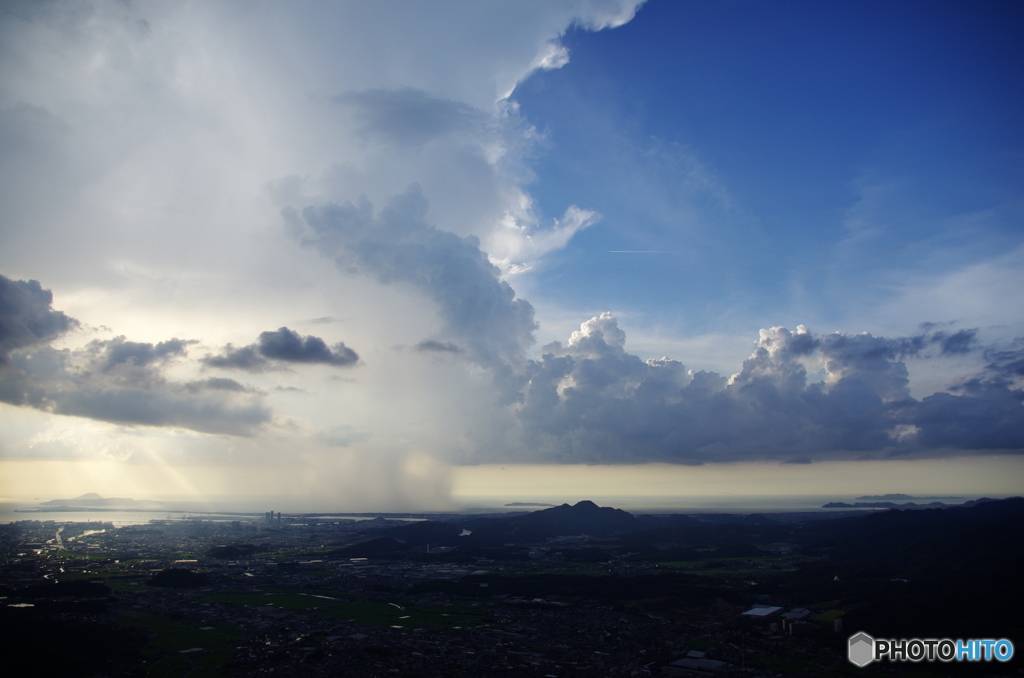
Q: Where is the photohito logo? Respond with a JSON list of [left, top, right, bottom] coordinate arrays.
[[848, 632, 1014, 667]]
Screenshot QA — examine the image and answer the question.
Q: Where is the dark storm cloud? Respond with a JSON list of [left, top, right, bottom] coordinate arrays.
[[415, 339, 464, 354], [71, 336, 194, 391], [890, 326, 979, 357], [257, 327, 358, 365], [0, 274, 77, 364], [184, 377, 251, 393], [296, 185, 535, 401], [934, 329, 978, 355], [983, 340, 1024, 378], [201, 344, 269, 372], [0, 275, 271, 436], [201, 327, 359, 372], [52, 385, 270, 437], [904, 338, 1024, 451], [98, 336, 193, 371], [910, 382, 1024, 450], [0, 345, 271, 436]]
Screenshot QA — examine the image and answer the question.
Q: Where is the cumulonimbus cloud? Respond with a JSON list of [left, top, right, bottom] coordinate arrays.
[[290, 186, 1023, 463]]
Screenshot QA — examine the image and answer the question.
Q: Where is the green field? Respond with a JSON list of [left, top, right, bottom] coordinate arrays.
[[812, 608, 845, 625], [201, 590, 484, 629], [117, 611, 239, 678], [106, 576, 152, 592]]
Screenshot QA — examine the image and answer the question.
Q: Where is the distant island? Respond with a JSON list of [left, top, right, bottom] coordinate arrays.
[[504, 502, 555, 507], [824, 498, 993, 509], [32, 493, 167, 511], [855, 493, 965, 502]]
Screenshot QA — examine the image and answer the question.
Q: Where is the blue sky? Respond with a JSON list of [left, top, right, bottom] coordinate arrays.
[[0, 0, 1021, 509], [513, 0, 1023, 346]]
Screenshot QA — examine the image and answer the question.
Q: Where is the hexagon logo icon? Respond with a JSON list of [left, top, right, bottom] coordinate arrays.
[[848, 631, 875, 667]]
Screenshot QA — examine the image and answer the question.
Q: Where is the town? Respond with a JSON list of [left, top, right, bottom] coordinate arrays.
[[3, 499, 1021, 677]]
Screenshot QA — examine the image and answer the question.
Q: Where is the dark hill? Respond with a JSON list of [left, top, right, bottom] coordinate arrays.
[[465, 500, 638, 544], [781, 497, 1024, 644], [800, 496, 1024, 552], [336, 500, 641, 554], [512, 500, 637, 534], [804, 497, 1024, 583]]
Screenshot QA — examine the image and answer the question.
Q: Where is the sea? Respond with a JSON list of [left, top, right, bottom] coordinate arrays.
[[0, 494, 989, 525], [0, 503, 425, 526], [450, 494, 866, 514]]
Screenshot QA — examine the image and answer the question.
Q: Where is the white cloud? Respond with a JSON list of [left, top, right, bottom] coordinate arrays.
[[514, 314, 1023, 464], [487, 205, 601, 275], [528, 40, 571, 73]]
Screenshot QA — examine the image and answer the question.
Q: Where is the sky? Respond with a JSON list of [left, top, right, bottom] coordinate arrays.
[[1, 0, 1022, 511]]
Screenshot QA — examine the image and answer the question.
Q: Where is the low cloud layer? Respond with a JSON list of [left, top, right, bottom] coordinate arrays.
[[202, 327, 359, 372], [0, 274, 270, 436], [517, 317, 1023, 463], [3, 264, 1021, 462]]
